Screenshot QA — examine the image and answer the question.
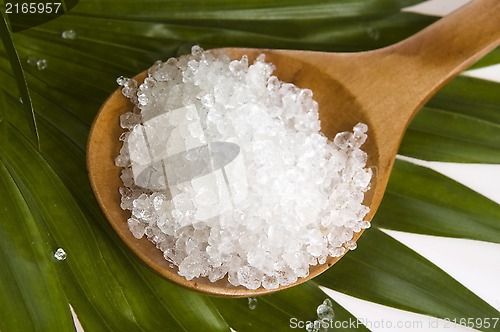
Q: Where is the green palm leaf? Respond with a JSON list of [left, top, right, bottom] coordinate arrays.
[[317, 227, 498, 320], [400, 77, 500, 163], [375, 160, 500, 242], [0, 152, 73, 331], [0, 12, 38, 146], [1, 0, 499, 331]]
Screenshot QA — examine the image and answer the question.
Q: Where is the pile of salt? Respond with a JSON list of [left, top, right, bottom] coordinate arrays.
[[115, 46, 372, 290]]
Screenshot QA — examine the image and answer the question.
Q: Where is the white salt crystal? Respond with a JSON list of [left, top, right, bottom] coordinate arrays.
[[178, 252, 206, 280], [120, 112, 141, 129], [277, 267, 298, 286], [194, 186, 215, 206], [345, 240, 358, 251], [329, 246, 346, 257], [261, 274, 279, 290], [132, 194, 154, 221], [54, 248, 67, 261], [119, 168, 134, 188], [128, 217, 146, 239], [237, 266, 262, 290], [115, 46, 372, 290], [333, 132, 352, 149]]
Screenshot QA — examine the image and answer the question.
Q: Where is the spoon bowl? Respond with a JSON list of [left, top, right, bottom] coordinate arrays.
[[87, 0, 500, 297]]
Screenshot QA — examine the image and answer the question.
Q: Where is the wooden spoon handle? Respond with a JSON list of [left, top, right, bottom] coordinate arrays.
[[386, 0, 500, 113], [319, 0, 500, 173], [325, 0, 500, 215]]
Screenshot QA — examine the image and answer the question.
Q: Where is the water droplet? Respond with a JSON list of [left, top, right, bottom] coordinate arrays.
[[36, 59, 47, 71], [306, 321, 319, 332], [54, 248, 67, 261], [316, 299, 334, 320], [27, 56, 38, 66], [61, 29, 77, 40], [247, 297, 257, 310], [366, 26, 380, 41]]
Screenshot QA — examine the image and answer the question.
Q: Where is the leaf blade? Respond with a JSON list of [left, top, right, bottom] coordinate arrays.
[[0, 157, 75, 331], [0, 12, 39, 147], [375, 159, 500, 242], [316, 228, 500, 321], [1, 104, 230, 331]]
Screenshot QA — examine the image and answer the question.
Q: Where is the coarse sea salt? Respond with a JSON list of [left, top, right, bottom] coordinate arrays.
[[115, 46, 372, 290]]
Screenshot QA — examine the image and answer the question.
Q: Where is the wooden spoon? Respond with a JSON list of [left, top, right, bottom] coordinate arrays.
[[87, 0, 500, 297]]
